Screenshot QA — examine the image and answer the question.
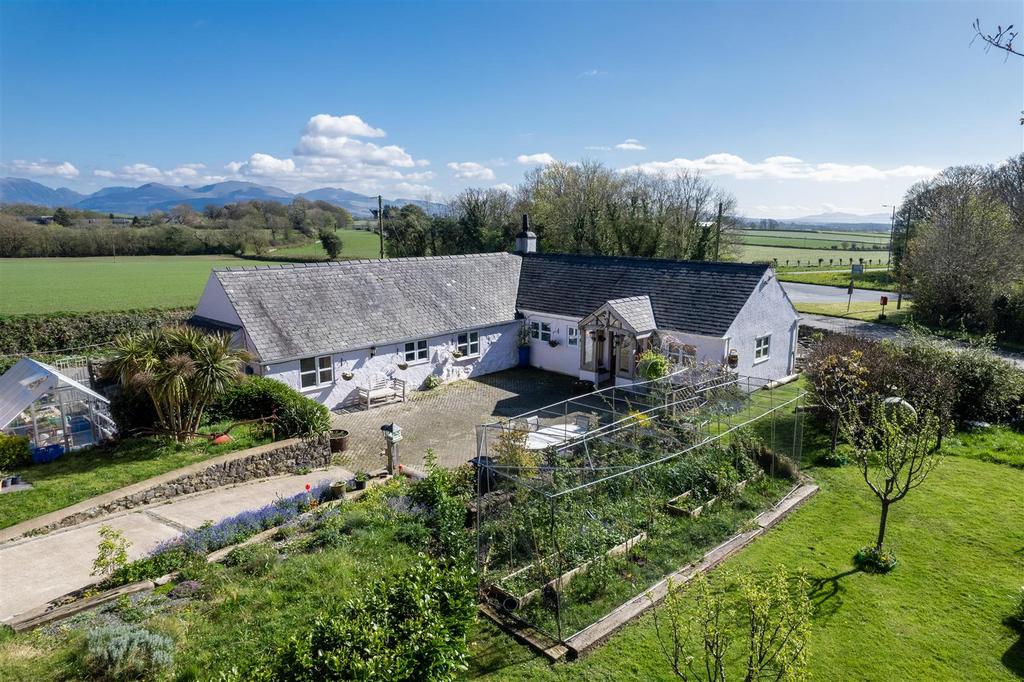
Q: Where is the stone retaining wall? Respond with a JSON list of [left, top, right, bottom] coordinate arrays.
[[32, 436, 330, 534]]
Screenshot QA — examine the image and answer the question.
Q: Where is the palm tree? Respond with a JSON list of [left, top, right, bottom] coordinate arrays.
[[106, 326, 249, 441]]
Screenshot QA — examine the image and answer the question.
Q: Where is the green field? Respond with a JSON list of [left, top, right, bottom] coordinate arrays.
[[269, 227, 383, 259], [737, 229, 890, 250], [0, 255, 283, 314], [779, 269, 898, 291], [736, 243, 891, 267]]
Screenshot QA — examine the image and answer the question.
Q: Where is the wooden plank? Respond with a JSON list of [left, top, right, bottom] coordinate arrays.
[[479, 603, 569, 662], [8, 580, 154, 633]]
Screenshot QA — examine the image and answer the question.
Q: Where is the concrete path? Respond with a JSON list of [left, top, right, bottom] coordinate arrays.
[[800, 313, 1024, 369], [0, 466, 350, 623], [782, 281, 896, 305]]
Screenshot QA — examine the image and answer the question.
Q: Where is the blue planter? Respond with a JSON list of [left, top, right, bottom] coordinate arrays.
[[518, 346, 531, 368]]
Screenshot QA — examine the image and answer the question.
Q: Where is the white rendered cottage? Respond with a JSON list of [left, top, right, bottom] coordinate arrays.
[[190, 233, 800, 410]]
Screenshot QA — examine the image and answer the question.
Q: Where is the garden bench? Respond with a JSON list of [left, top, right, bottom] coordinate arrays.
[[358, 374, 407, 410]]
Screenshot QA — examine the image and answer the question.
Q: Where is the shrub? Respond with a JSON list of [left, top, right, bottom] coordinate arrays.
[[951, 345, 1024, 423], [108, 385, 160, 436], [854, 545, 897, 573], [208, 375, 330, 439], [83, 623, 174, 681], [636, 349, 670, 381], [93, 525, 131, 577], [0, 433, 30, 473], [265, 555, 475, 681], [423, 374, 442, 390]]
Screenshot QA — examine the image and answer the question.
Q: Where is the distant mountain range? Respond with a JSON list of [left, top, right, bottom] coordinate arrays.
[[788, 211, 892, 225], [0, 177, 446, 217]]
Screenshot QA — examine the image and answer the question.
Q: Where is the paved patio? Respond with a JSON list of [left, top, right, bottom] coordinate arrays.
[[329, 368, 577, 472]]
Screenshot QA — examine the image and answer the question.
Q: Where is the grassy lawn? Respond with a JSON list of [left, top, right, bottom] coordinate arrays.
[[945, 425, 1024, 469], [795, 300, 913, 324], [0, 426, 269, 530], [779, 269, 898, 291], [269, 227, 383, 259], [0, 255, 282, 314], [468, 436, 1024, 680]]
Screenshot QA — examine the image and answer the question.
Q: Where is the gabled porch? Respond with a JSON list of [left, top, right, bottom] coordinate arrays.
[[577, 296, 658, 387]]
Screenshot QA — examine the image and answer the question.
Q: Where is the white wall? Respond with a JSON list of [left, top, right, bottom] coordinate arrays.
[[724, 271, 800, 380], [521, 311, 583, 377], [263, 322, 519, 410], [658, 331, 728, 368], [194, 274, 260, 367]]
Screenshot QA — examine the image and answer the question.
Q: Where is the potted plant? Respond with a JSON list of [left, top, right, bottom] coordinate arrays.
[[517, 325, 531, 368], [452, 349, 464, 359], [548, 339, 559, 348], [354, 471, 370, 491], [329, 429, 350, 453], [397, 362, 409, 371], [341, 371, 354, 381]]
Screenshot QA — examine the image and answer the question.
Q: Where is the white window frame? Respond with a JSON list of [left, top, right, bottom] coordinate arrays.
[[300, 354, 333, 389], [754, 334, 771, 363], [668, 344, 696, 368], [567, 326, 579, 347], [404, 339, 429, 364], [456, 331, 480, 358], [530, 321, 551, 342]]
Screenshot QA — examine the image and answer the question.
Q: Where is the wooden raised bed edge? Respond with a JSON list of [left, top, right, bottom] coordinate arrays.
[[487, 531, 648, 611], [665, 473, 762, 517]]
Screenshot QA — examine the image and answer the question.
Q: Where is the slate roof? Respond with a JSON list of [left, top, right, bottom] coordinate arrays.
[[211, 254, 521, 362], [605, 296, 657, 334], [516, 253, 770, 337]]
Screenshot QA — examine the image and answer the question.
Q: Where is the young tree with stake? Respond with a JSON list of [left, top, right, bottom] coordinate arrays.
[[844, 397, 941, 571]]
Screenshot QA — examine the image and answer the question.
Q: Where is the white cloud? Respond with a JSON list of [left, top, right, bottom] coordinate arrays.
[[578, 69, 608, 78], [516, 152, 556, 166], [585, 145, 612, 151], [446, 161, 496, 180], [228, 153, 296, 177], [94, 162, 223, 185], [303, 114, 386, 138], [615, 139, 646, 151], [392, 181, 433, 197], [6, 159, 79, 179], [622, 153, 939, 183], [491, 183, 515, 192], [220, 113, 434, 195]]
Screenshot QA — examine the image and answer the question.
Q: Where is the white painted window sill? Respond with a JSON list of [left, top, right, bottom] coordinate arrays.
[[403, 359, 429, 367], [753, 356, 770, 365], [300, 382, 334, 393]]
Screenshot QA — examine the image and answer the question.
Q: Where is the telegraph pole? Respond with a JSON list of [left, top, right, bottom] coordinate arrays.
[[713, 201, 723, 261], [377, 195, 385, 258], [885, 204, 896, 273]]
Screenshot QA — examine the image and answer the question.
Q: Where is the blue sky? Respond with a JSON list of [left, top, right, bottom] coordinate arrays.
[[1, 0, 1021, 218]]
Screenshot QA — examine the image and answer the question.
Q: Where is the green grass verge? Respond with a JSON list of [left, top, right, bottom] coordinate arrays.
[[779, 269, 898, 292], [795, 301, 913, 324], [468, 436, 1024, 680], [0, 425, 270, 530], [269, 227, 383, 259], [0, 255, 283, 314]]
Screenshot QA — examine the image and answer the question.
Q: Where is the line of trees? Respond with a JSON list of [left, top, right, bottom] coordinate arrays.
[[0, 198, 352, 258], [894, 153, 1024, 340], [385, 160, 741, 260]]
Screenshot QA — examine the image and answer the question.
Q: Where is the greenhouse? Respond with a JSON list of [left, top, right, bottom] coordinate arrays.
[[0, 357, 116, 462], [473, 368, 806, 649]]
